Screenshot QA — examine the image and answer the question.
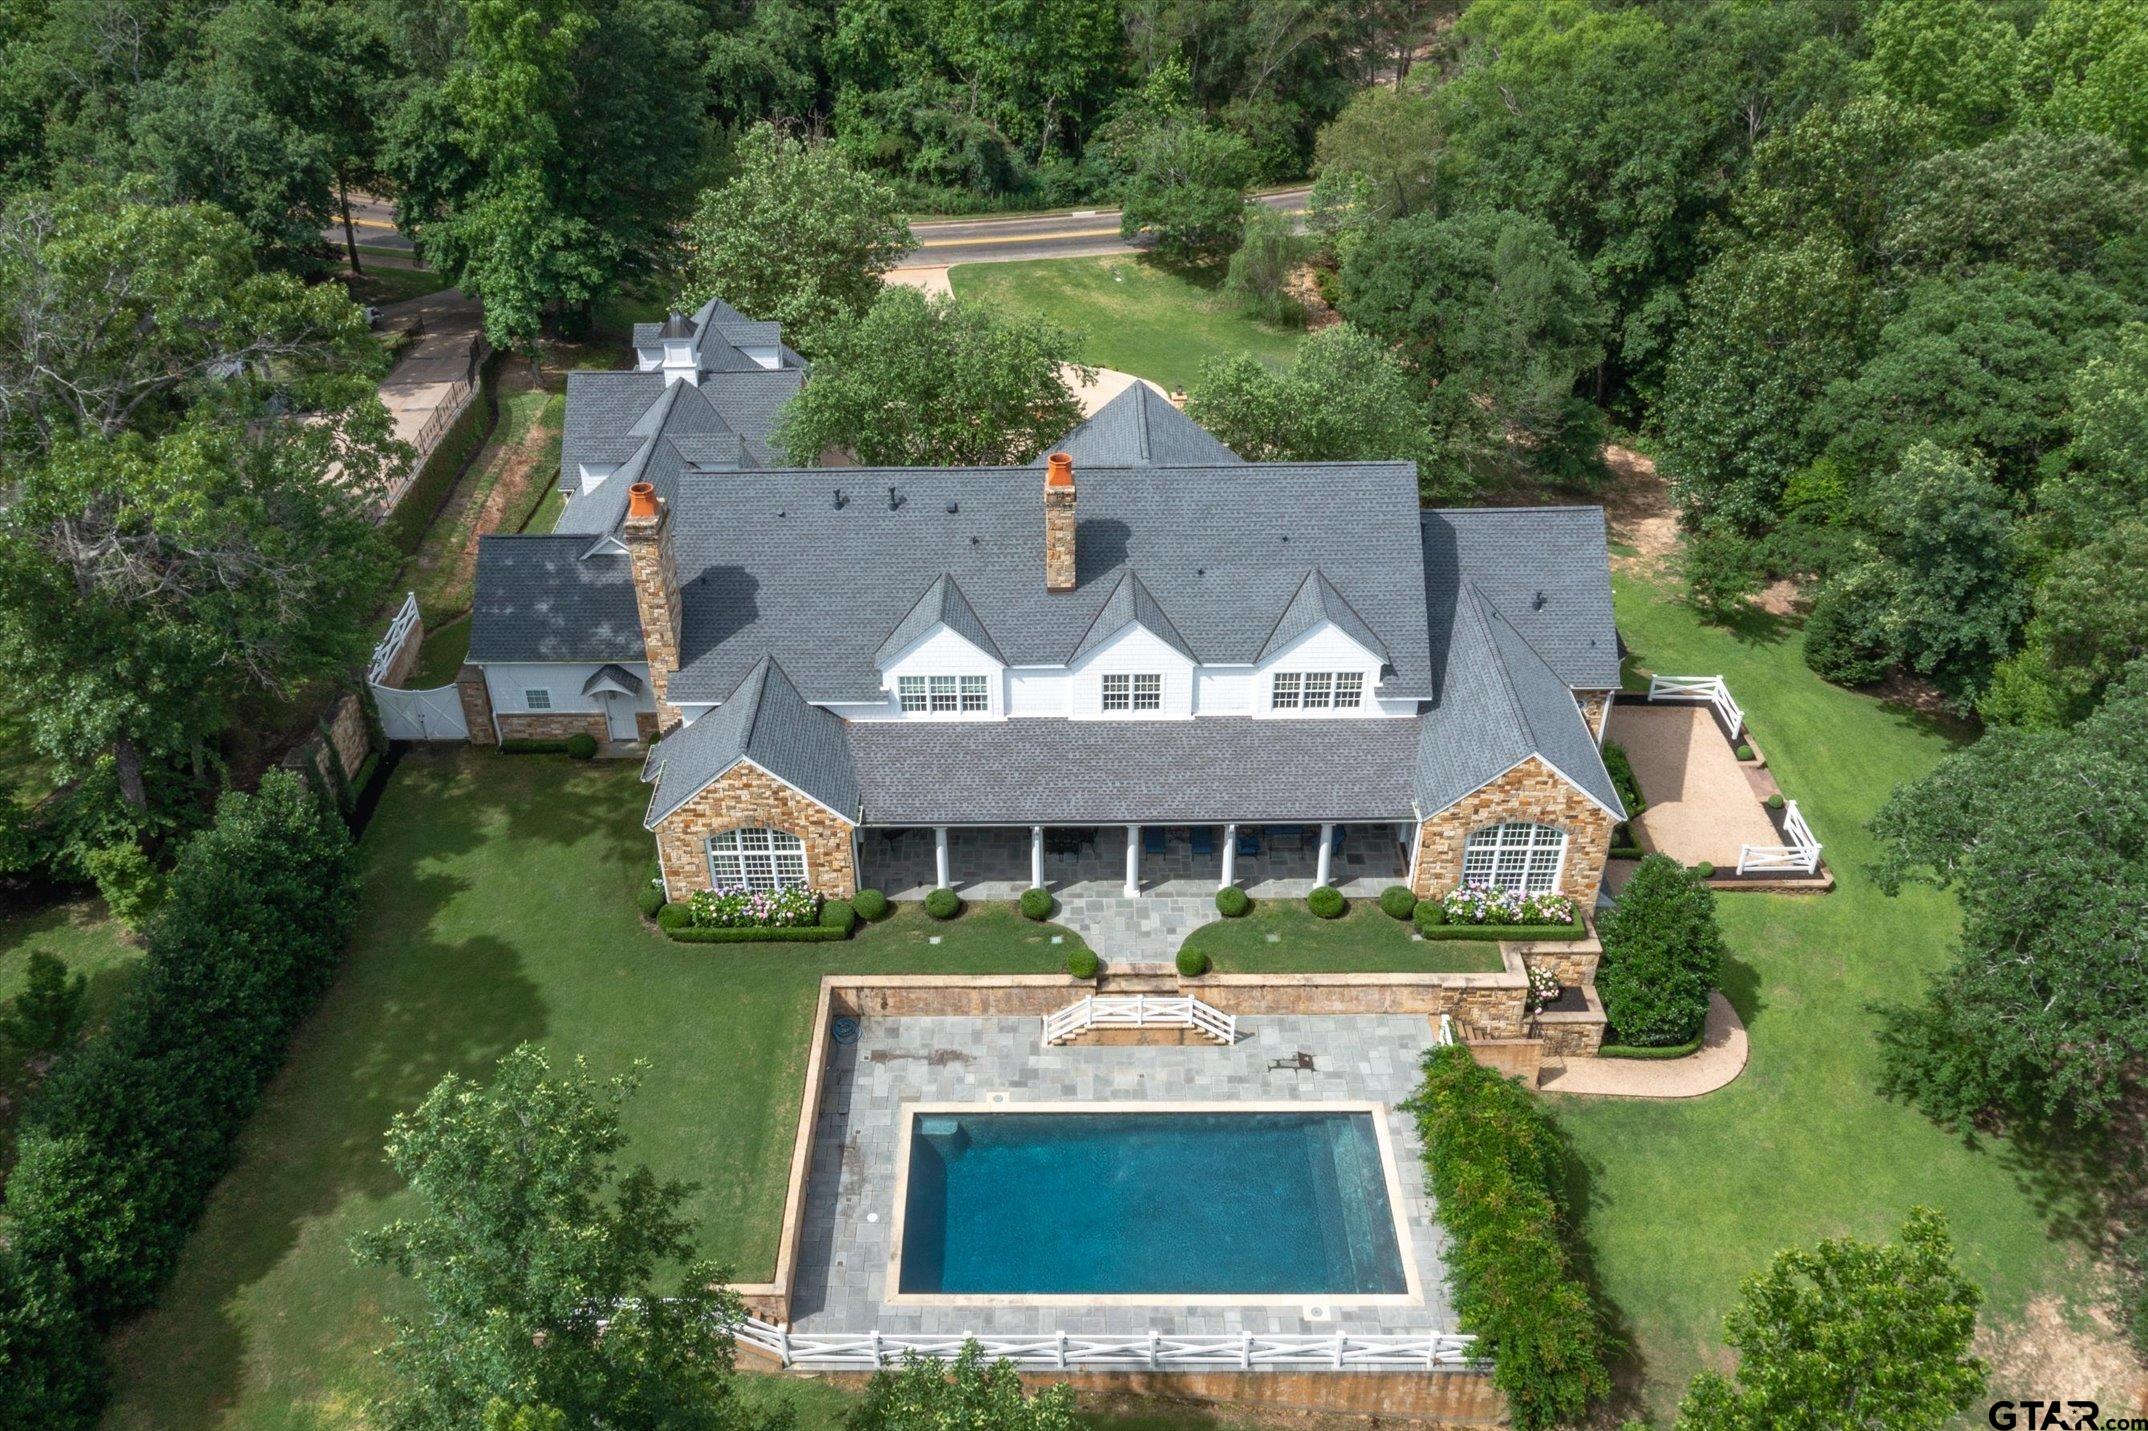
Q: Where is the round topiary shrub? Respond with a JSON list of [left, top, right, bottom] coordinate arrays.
[[1307, 885, 1345, 919], [853, 887, 890, 921], [635, 885, 665, 919], [1018, 886, 1053, 921], [1176, 947, 1210, 978], [1692, 861, 1716, 879], [1067, 947, 1100, 980], [1215, 886, 1251, 917], [1413, 899, 1446, 935], [1734, 742, 1755, 762], [1597, 853, 1724, 1047], [656, 902, 691, 933], [565, 732, 599, 760], [1765, 792, 1785, 810], [1379, 885, 1418, 920], [924, 887, 961, 920], [820, 899, 856, 934]]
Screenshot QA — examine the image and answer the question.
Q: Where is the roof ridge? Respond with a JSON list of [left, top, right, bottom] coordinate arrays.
[[1254, 568, 1320, 661], [1311, 568, 1391, 661], [1465, 586, 1532, 734]]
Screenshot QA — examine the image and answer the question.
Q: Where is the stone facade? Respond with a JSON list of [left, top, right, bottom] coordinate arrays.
[[1043, 458, 1077, 592], [623, 495, 683, 728], [1575, 689, 1613, 741], [497, 711, 608, 743], [456, 664, 495, 743], [1411, 754, 1616, 905], [1518, 942, 1600, 989], [1536, 1012, 1606, 1057], [654, 760, 858, 899]]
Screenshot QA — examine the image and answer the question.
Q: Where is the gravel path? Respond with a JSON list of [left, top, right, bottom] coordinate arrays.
[[1538, 993, 1748, 1099]]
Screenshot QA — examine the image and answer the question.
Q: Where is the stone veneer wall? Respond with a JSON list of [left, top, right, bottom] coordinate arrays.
[[1411, 754, 1615, 905], [456, 664, 495, 744], [497, 711, 608, 743], [654, 761, 858, 899], [1575, 689, 1613, 741], [623, 501, 683, 728], [1043, 479, 1077, 592]]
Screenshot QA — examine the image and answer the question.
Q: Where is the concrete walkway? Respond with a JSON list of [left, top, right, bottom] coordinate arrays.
[[376, 288, 485, 451], [1537, 993, 1748, 1098]]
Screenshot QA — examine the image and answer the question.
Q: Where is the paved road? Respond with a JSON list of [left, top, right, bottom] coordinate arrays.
[[324, 187, 1312, 268]]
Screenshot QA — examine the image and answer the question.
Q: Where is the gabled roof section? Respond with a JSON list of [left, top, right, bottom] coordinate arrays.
[[1067, 569, 1197, 664], [467, 535, 646, 665], [1258, 569, 1390, 665], [1422, 507, 1621, 690], [643, 656, 860, 827], [875, 574, 1004, 667], [1413, 588, 1624, 819], [1034, 382, 1242, 467]]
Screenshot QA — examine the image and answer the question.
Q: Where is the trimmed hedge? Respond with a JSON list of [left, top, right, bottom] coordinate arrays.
[[380, 352, 500, 554], [1414, 902, 1587, 942], [664, 922, 852, 944], [1378, 885, 1418, 920], [1600, 740, 1646, 816], [854, 887, 891, 921], [821, 900, 857, 934], [1176, 947, 1210, 977], [1018, 887, 1053, 921], [1215, 886, 1251, 917], [1599, 1034, 1705, 1060], [565, 732, 598, 760], [1067, 948, 1100, 979], [0, 773, 359, 1424], [924, 887, 961, 920], [1306, 885, 1345, 918], [1404, 1046, 1609, 1429]]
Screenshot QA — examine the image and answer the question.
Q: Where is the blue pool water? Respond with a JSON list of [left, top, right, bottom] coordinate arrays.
[[897, 1111, 1408, 1296]]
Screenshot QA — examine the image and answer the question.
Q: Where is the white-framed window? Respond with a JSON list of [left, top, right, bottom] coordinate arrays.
[[1102, 673, 1162, 712], [1461, 822, 1568, 894], [524, 689, 553, 710], [897, 674, 989, 714], [1269, 671, 1365, 711], [707, 827, 808, 889]]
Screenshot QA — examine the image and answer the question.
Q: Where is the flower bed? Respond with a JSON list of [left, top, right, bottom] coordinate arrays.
[[688, 885, 821, 928], [1414, 884, 1588, 941]]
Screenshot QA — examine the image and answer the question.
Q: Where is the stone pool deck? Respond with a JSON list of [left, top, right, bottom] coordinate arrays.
[[789, 1012, 1455, 1339]]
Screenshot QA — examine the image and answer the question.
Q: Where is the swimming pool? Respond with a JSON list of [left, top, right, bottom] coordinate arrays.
[[890, 1104, 1415, 1302]]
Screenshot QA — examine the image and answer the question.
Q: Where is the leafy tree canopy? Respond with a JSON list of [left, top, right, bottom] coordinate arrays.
[[1308, 85, 1441, 244], [849, 1342, 1079, 1430], [1862, 0, 2021, 142], [2017, 0, 2148, 160], [1881, 128, 2148, 279]]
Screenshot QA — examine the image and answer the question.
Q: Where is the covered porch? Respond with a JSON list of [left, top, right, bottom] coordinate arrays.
[[859, 821, 1413, 902]]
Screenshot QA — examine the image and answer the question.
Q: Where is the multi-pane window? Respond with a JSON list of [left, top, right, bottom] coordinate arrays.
[[1102, 673, 1162, 711], [897, 674, 989, 714], [707, 827, 808, 889], [1461, 822, 1568, 894], [524, 689, 553, 710], [1269, 671, 1365, 711]]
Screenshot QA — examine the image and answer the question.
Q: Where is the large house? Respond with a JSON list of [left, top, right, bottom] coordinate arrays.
[[462, 302, 1625, 906]]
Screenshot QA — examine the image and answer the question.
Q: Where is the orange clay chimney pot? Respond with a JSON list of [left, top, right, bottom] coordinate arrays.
[[1046, 452, 1074, 487], [627, 481, 659, 518]]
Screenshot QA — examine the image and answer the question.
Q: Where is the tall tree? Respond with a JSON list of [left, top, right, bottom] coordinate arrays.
[[2018, 0, 2148, 161], [1307, 85, 1441, 246], [1862, 0, 2021, 142], [678, 121, 914, 355], [356, 1045, 777, 1431]]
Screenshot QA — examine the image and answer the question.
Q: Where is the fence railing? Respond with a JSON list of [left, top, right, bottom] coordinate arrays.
[[736, 1317, 1480, 1373], [1646, 674, 1745, 739], [1737, 799, 1822, 876], [373, 374, 480, 521], [1041, 994, 1236, 1046], [368, 591, 422, 686]]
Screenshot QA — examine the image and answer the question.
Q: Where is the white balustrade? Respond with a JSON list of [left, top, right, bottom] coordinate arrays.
[[1040, 994, 1237, 1046]]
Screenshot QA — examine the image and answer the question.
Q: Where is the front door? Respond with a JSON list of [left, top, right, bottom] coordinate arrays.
[[604, 693, 639, 742]]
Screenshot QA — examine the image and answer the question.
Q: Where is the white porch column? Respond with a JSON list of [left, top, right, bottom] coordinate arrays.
[[1220, 824, 1237, 889], [1316, 822, 1335, 887], [1030, 825, 1045, 889], [1124, 824, 1141, 898], [934, 826, 950, 889]]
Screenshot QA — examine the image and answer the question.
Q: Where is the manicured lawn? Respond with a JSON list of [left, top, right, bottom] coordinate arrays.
[[100, 749, 1078, 1428], [0, 896, 139, 1157], [1181, 900, 1504, 974], [1562, 573, 2106, 1418], [949, 256, 1307, 391], [406, 613, 471, 689]]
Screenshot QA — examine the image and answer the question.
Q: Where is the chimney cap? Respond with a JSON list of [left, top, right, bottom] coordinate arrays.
[[1045, 452, 1074, 488], [627, 481, 660, 519], [658, 311, 694, 339]]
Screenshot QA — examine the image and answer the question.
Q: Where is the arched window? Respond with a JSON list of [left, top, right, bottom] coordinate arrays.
[[708, 827, 808, 890], [1461, 822, 1567, 894]]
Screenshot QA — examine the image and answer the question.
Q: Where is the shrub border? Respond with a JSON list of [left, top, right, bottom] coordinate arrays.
[[663, 923, 852, 944]]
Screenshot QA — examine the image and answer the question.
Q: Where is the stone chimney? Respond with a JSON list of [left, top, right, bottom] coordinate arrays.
[[622, 481, 683, 728], [1044, 452, 1077, 592]]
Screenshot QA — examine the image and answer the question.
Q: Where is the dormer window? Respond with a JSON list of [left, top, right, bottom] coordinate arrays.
[[1270, 671, 1364, 711], [1102, 674, 1162, 711], [899, 674, 988, 714]]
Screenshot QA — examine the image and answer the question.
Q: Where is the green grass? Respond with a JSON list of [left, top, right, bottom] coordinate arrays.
[[396, 384, 563, 622], [1181, 900, 1503, 974], [335, 266, 447, 311], [407, 615, 470, 689], [0, 897, 139, 1156], [1563, 573, 2107, 1419], [99, 750, 1080, 1427], [949, 256, 1307, 391]]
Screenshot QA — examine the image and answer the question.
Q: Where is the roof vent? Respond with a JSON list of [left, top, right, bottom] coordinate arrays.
[[833, 488, 845, 509], [887, 485, 901, 511], [946, 499, 959, 513], [1533, 590, 1547, 611]]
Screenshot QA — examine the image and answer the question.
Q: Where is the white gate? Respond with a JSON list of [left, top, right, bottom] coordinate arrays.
[[367, 593, 470, 741]]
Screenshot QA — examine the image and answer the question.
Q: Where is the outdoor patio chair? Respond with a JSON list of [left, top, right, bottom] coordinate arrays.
[[1189, 827, 1214, 857], [1236, 830, 1261, 857], [1143, 827, 1167, 855]]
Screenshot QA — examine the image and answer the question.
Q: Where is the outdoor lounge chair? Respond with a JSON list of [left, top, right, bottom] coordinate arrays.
[[1143, 827, 1167, 855], [1236, 829, 1261, 856], [1189, 827, 1214, 857]]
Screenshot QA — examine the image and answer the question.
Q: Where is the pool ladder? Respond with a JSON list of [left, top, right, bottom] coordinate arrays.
[[1041, 994, 1238, 1047]]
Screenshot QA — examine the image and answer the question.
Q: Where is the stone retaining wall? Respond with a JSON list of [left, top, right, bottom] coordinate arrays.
[[497, 712, 608, 743]]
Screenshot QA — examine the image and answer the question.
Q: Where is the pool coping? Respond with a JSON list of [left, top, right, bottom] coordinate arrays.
[[881, 1100, 1425, 1310]]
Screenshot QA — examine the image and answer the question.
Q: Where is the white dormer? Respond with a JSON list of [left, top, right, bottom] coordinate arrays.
[[740, 345, 782, 370], [1252, 619, 1388, 717], [878, 624, 1005, 719], [651, 312, 699, 387], [578, 463, 618, 494], [1066, 621, 1196, 719]]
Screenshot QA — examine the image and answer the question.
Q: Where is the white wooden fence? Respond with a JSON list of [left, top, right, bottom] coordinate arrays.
[[1042, 994, 1236, 1046], [1646, 674, 1745, 739], [366, 592, 470, 741], [736, 1317, 1481, 1373], [1737, 798, 1822, 876]]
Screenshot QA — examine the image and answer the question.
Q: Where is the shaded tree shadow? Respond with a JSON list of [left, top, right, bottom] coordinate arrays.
[[1716, 950, 1767, 1037], [1551, 1107, 1650, 1426]]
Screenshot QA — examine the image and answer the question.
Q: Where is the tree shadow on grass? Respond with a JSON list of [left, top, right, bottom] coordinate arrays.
[[1717, 950, 1767, 1037], [1552, 1110, 1651, 1426]]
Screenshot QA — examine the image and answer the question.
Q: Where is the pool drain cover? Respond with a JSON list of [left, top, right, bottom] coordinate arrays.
[[831, 1017, 860, 1045]]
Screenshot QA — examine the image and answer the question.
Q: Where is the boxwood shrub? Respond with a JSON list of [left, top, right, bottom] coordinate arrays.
[[1734, 741, 1755, 762], [924, 887, 961, 920], [1018, 887, 1053, 921], [820, 899, 857, 935], [634, 884, 665, 919], [1765, 792, 1785, 810], [853, 887, 891, 921], [565, 732, 598, 760], [665, 923, 851, 944], [656, 902, 692, 933], [1306, 885, 1345, 919], [1378, 885, 1418, 920], [1215, 886, 1251, 917], [1404, 1046, 1609, 1428], [1601, 740, 1646, 816], [1596, 854, 1722, 1047], [1176, 947, 1209, 977], [1067, 947, 1100, 979]]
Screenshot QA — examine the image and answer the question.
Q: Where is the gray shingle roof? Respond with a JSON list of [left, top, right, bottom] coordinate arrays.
[[847, 718, 1419, 824], [1033, 383, 1242, 467], [583, 663, 643, 697], [644, 656, 860, 825], [876, 575, 1003, 665], [559, 367, 803, 499], [1067, 570, 1196, 663], [665, 462, 1434, 706], [1423, 507, 1621, 690], [466, 536, 646, 664], [1260, 568, 1390, 664]]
